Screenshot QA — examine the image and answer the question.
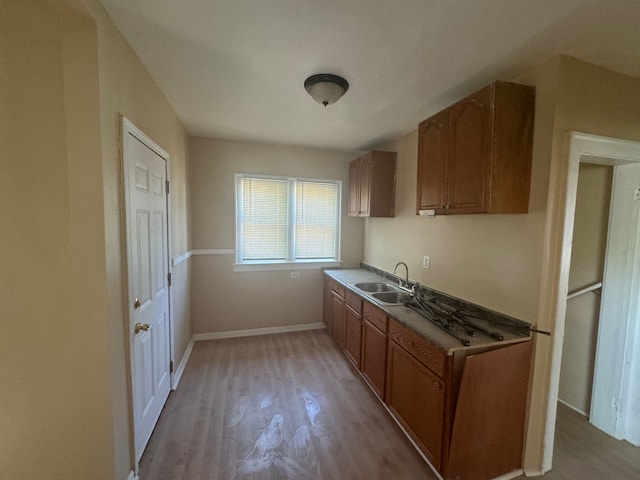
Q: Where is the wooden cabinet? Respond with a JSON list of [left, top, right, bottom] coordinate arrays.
[[386, 340, 446, 470], [417, 109, 449, 212], [331, 291, 346, 348], [324, 277, 346, 347], [322, 273, 533, 480], [416, 81, 535, 215], [344, 291, 363, 368], [323, 280, 333, 335], [344, 305, 362, 368], [361, 301, 388, 398], [386, 318, 447, 470], [446, 341, 533, 480], [348, 150, 397, 217]]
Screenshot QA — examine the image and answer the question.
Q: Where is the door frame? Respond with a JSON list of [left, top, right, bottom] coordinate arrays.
[[541, 131, 640, 470], [120, 116, 175, 468]]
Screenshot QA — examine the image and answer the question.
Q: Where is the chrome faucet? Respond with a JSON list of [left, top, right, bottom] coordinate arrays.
[[393, 262, 409, 290]]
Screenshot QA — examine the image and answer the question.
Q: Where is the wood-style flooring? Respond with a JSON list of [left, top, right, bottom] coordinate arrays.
[[140, 330, 435, 479], [515, 402, 640, 480], [140, 329, 640, 480]]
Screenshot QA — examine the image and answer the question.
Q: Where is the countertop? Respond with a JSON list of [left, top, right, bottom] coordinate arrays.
[[324, 267, 532, 355]]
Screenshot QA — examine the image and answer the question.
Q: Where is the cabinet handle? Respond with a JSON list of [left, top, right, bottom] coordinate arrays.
[[434, 381, 441, 388]]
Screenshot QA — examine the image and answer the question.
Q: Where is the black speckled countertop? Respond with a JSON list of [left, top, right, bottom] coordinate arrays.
[[324, 265, 532, 355]]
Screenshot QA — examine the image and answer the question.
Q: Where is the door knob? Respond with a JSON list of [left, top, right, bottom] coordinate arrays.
[[134, 323, 150, 334], [134, 298, 141, 309]]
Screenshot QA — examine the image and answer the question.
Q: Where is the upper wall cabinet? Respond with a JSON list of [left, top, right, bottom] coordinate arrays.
[[349, 150, 397, 217], [416, 81, 535, 215]]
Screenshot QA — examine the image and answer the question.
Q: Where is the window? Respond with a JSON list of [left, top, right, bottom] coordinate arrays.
[[235, 174, 341, 271]]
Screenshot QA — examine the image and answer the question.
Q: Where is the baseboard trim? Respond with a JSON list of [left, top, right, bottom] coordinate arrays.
[[171, 336, 195, 390], [523, 468, 545, 477], [126, 471, 138, 480], [492, 470, 524, 480], [194, 323, 325, 341], [558, 398, 588, 417]]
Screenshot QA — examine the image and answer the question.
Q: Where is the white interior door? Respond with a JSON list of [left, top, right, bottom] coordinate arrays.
[[591, 161, 640, 445], [123, 119, 172, 463]]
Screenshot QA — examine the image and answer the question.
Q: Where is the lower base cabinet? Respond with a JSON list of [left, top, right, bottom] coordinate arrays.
[[344, 305, 362, 368], [361, 319, 387, 399], [386, 340, 445, 470], [322, 274, 532, 480], [331, 291, 346, 348], [323, 282, 333, 335]]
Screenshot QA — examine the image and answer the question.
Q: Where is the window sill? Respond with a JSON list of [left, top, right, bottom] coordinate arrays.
[[233, 260, 342, 273]]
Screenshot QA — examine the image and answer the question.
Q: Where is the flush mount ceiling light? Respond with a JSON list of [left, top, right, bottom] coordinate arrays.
[[304, 74, 349, 106]]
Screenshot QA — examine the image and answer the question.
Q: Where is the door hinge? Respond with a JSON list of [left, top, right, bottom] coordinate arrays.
[[166, 180, 170, 194], [169, 361, 174, 374], [167, 272, 172, 287]]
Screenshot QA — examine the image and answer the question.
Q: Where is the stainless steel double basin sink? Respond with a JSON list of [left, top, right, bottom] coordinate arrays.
[[353, 282, 412, 305]]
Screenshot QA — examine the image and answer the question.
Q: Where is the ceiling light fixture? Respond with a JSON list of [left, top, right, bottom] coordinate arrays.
[[304, 74, 349, 107]]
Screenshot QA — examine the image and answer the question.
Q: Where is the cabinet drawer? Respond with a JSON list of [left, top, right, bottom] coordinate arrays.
[[346, 290, 362, 313], [327, 278, 346, 298], [388, 318, 446, 378], [363, 301, 387, 333]]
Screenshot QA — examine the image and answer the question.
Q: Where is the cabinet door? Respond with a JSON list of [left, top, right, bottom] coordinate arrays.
[[386, 341, 445, 470], [358, 155, 372, 216], [323, 280, 333, 335], [344, 305, 362, 369], [331, 291, 346, 348], [447, 86, 491, 214], [361, 319, 387, 399], [416, 110, 448, 213], [348, 159, 360, 216]]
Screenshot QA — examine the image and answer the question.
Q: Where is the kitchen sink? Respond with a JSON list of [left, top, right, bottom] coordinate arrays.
[[371, 291, 413, 305], [355, 282, 399, 293]]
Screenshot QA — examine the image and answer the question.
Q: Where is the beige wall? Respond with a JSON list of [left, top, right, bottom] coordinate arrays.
[[0, 2, 115, 478], [523, 57, 640, 472], [83, 0, 192, 476], [1, 1, 191, 479], [189, 137, 363, 333], [366, 61, 558, 323], [367, 57, 640, 472], [560, 164, 611, 413], [366, 58, 564, 472]]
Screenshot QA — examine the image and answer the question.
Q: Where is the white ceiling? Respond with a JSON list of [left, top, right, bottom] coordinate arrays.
[[99, 0, 640, 152]]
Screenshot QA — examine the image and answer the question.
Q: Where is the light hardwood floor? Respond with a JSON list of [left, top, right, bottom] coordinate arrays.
[[515, 403, 640, 480], [140, 330, 435, 479], [140, 330, 640, 480]]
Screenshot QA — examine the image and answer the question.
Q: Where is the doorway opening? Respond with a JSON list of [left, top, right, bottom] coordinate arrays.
[[547, 132, 640, 471]]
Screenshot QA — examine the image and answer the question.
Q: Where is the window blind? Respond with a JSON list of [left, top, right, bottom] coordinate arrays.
[[236, 174, 340, 265], [295, 181, 337, 259], [241, 177, 289, 261]]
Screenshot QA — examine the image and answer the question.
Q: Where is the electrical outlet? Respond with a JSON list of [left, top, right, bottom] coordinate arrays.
[[423, 256, 430, 269], [635, 187, 640, 201], [290, 272, 300, 278]]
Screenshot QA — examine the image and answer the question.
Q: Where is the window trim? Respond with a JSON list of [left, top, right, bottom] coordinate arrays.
[[234, 173, 342, 272]]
